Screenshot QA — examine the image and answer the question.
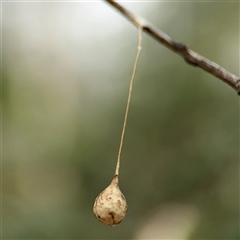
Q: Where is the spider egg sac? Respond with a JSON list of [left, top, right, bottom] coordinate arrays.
[[93, 175, 128, 226]]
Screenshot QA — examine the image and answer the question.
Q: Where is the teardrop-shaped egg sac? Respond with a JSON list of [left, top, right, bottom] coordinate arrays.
[[93, 175, 128, 226]]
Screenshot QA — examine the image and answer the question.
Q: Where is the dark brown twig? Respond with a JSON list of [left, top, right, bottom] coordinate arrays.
[[104, 0, 240, 95]]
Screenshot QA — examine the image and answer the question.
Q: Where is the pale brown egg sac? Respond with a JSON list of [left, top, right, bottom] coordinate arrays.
[[93, 27, 142, 227], [93, 175, 128, 226]]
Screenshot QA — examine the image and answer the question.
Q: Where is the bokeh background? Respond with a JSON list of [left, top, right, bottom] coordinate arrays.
[[2, 1, 239, 239]]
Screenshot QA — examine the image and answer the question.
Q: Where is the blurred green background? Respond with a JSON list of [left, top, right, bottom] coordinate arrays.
[[2, 1, 239, 239]]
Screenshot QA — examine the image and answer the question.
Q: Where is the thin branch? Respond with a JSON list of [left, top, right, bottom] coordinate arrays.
[[104, 0, 240, 95]]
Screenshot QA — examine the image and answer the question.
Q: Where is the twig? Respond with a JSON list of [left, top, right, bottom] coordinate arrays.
[[104, 0, 240, 95]]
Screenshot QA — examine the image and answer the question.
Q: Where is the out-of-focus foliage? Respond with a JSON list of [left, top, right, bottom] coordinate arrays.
[[2, 1, 239, 239]]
